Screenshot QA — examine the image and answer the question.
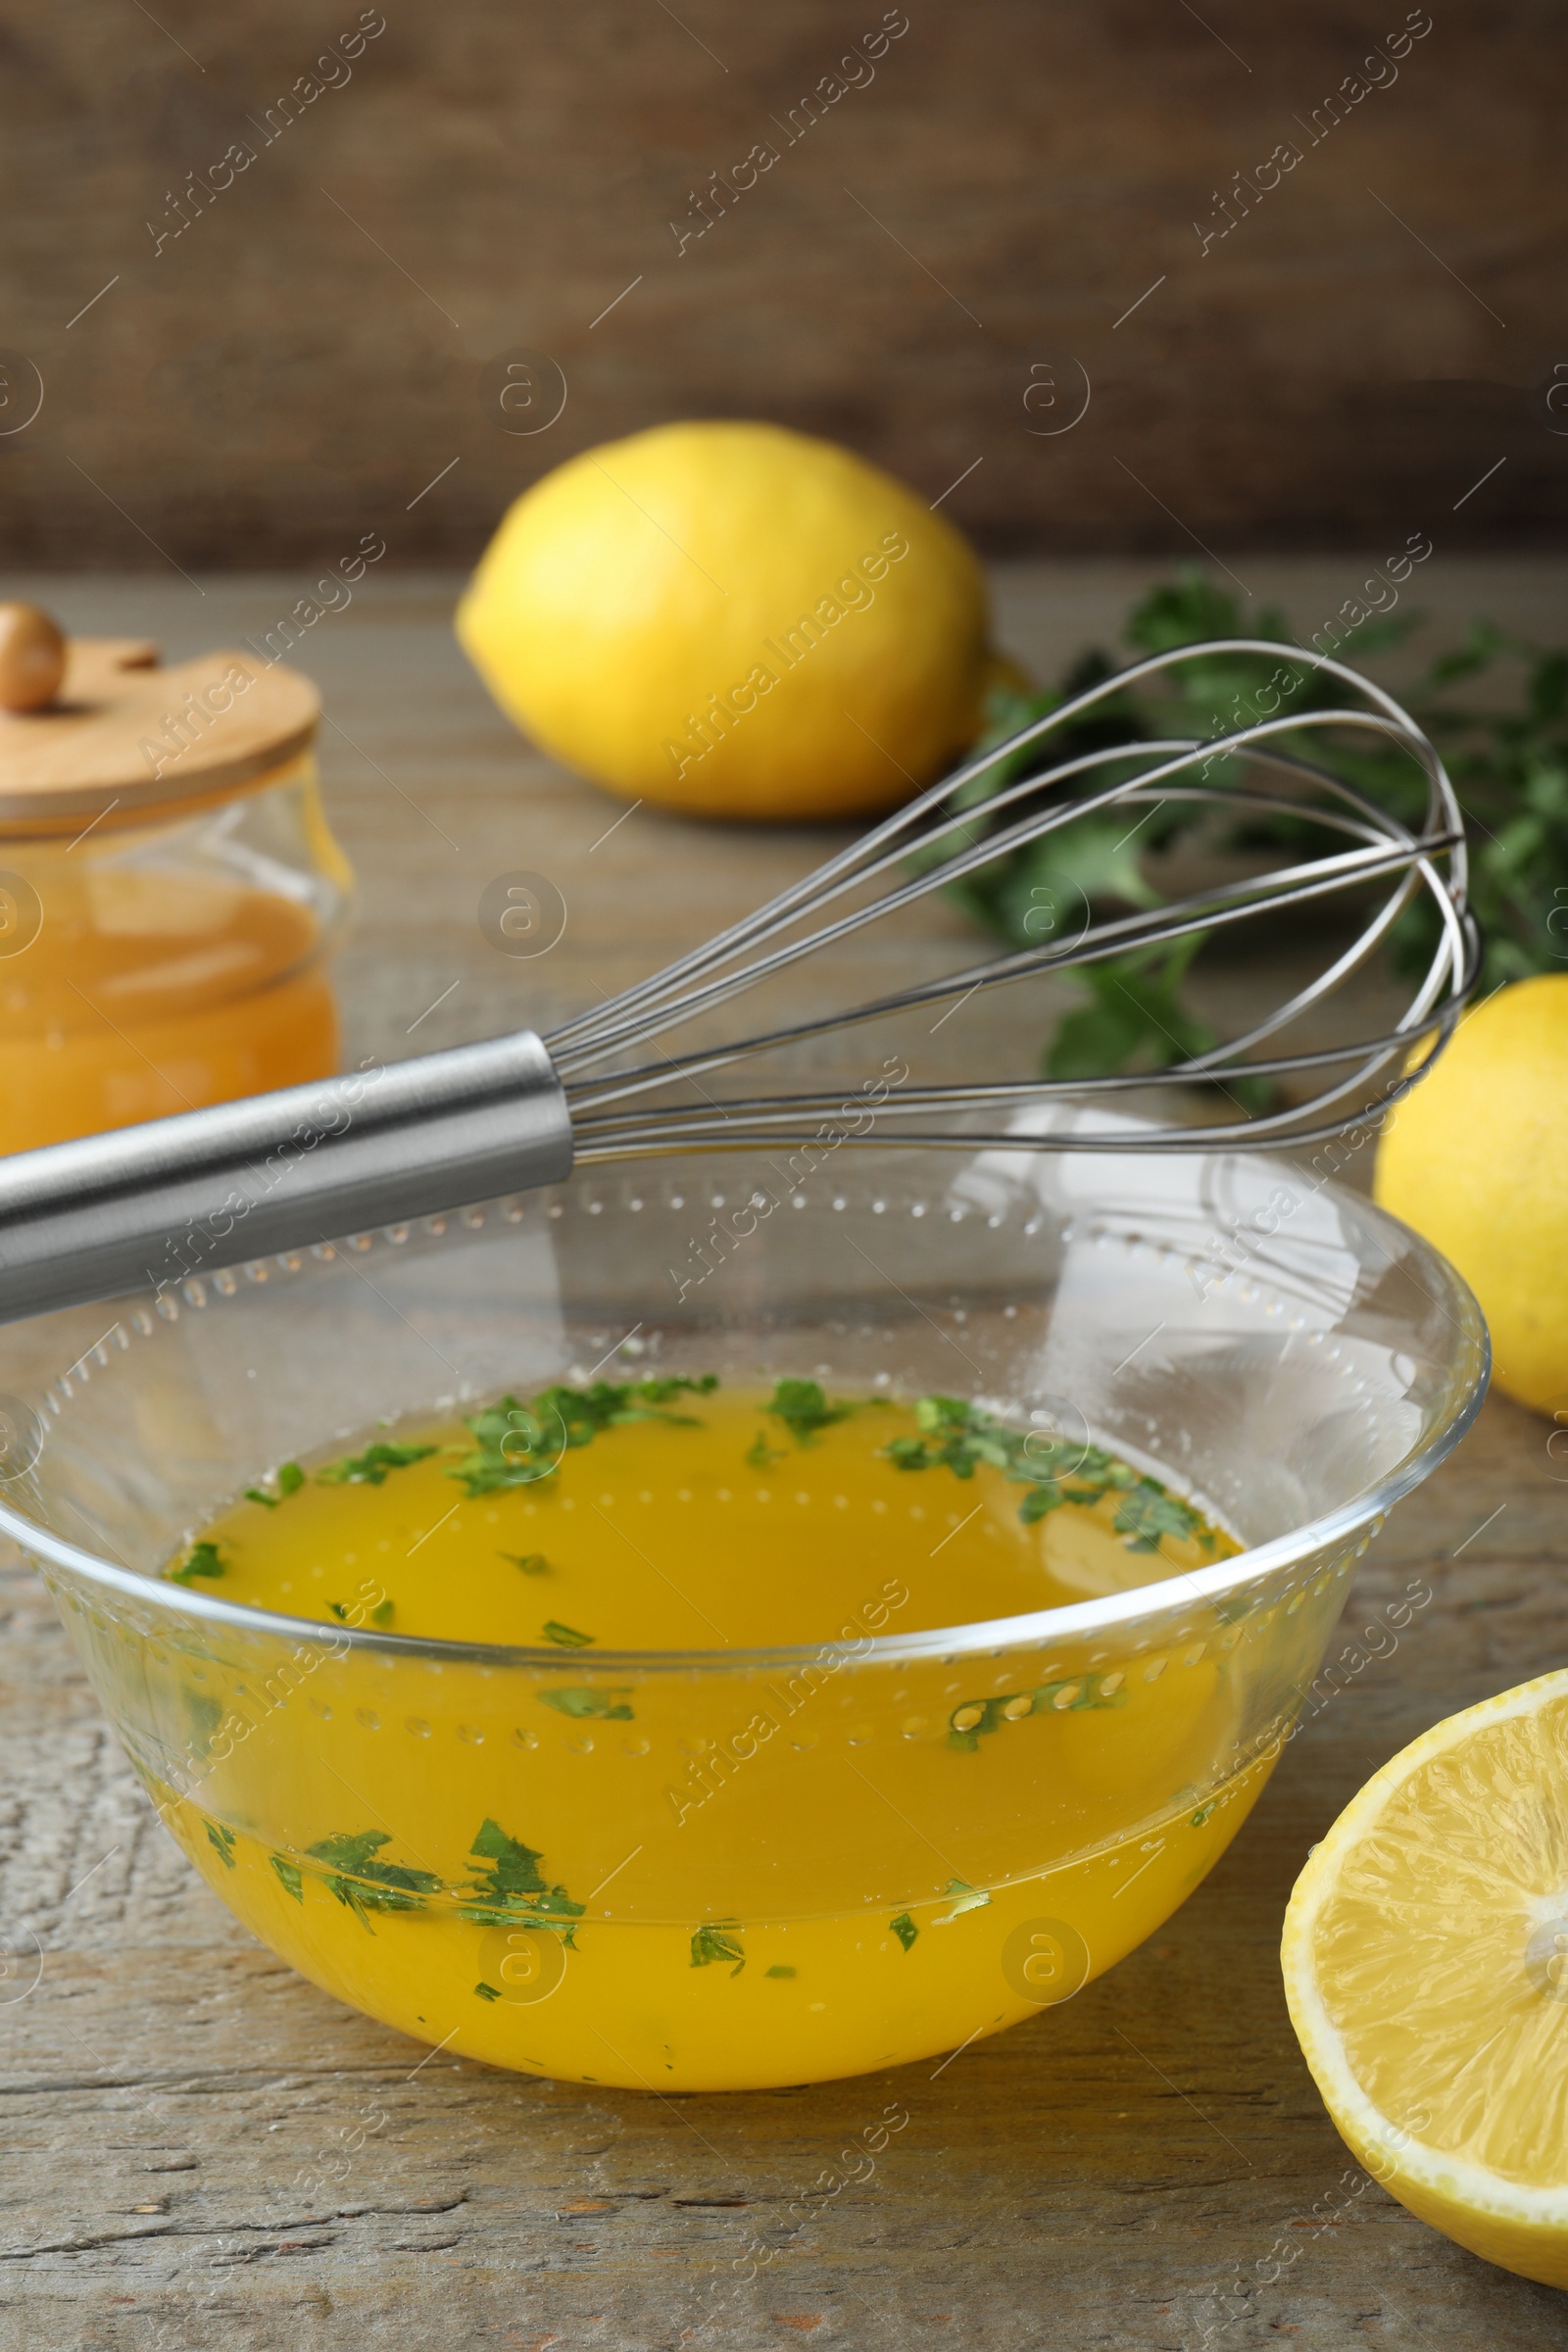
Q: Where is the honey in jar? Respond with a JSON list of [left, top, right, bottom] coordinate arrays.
[[0, 611, 351, 1152]]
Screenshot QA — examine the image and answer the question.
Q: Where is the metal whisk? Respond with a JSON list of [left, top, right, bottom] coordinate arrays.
[[0, 640, 1475, 1325]]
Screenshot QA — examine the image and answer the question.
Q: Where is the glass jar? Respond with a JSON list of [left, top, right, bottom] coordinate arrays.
[[0, 628, 352, 1152]]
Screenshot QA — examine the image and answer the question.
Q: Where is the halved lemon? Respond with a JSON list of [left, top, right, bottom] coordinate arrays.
[[1283, 1670, 1568, 2287]]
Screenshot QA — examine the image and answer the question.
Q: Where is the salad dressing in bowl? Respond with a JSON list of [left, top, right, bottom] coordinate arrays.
[[0, 1139, 1487, 2089], [0, 623, 350, 1150]]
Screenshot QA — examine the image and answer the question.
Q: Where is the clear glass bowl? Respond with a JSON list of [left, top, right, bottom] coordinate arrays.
[[0, 1135, 1487, 2091]]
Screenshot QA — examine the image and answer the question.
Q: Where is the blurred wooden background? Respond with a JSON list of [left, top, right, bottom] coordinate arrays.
[[0, 0, 1562, 569]]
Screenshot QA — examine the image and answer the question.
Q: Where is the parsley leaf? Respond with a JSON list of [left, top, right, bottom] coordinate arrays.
[[765, 1964, 797, 1979], [466, 1818, 544, 1899], [539, 1688, 634, 1720], [305, 1829, 441, 1928], [890, 1394, 1014, 1479], [765, 1378, 853, 1445], [169, 1540, 224, 1586], [270, 1854, 304, 1903], [890, 1912, 918, 1951], [691, 1921, 746, 1974], [245, 1462, 305, 1508], [205, 1819, 236, 1870], [947, 1670, 1128, 1750], [886, 1395, 1211, 1555], [474, 1981, 501, 2002], [541, 1620, 594, 1648], [635, 1376, 721, 1406], [745, 1431, 786, 1470], [501, 1551, 550, 1575], [1113, 1479, 1205, 1553], [318, 1442, 437, 1487], [448, 1377, 717, 1497], [939, 1880, 990, 1922], [461, 1818, 585, 1944]]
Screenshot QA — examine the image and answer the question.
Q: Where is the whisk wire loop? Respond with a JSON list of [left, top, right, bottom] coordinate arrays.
[[551, 639, 1473, 1161], [547, 643, 1461, 1046]]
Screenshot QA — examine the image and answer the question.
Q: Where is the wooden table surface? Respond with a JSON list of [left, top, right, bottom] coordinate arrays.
[[3, 562, 1567, 2351]]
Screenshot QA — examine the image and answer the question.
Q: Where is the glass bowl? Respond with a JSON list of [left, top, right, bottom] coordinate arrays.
[[0, 1132, 1487, 2092]]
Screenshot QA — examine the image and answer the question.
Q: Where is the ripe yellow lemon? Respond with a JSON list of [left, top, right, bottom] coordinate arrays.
[[1283, 1670, 1568, 2287], [1374, 974, 1568, 1412], [455, 420, 992, 821]]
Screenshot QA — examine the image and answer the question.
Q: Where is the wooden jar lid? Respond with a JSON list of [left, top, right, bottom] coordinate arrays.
[[0, 611, 320, 830]]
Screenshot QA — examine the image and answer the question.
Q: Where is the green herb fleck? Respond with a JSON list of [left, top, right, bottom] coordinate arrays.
[[460, 1818, 585, 1945], [205, 1819, 236, 1870], [890, 1912, 918, 1951], [764, 1964, 797, 1979], [765, 1378, 854, 1445], [245, 1462, 305, 1508], [1017, 1482, 1068, 1527], [474, 1981, 501, 2003], [329, 1592, 394, 1627], [449, 1376, 718, 1497], [539, 1688, 634, 1720], [182, 1690, 223, 1752], [691, 1921, 746, 1975], [305, 1830, 441, 1930], [502, 1551, 551, 1575], [318, 1442, 437, 1487], [169, 1540, 225, 1586], [887, 1395, 1210, 1554], [948, 1672, 1127, 1751], [1113, 1479, 1206, 1554], [939, 1879, 990, 1922], [745, 1431, 786, 1470], [270, 1854, 304, 1903], [542, 1620, 594, 1649]]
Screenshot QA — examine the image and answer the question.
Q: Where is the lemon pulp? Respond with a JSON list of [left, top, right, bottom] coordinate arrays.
[[153, 1386, 1268, 2090], [1284, 1670, 1568, 2287]]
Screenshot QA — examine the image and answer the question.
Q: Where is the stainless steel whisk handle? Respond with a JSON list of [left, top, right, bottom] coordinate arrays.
[[0, 1030, 573, 1326]]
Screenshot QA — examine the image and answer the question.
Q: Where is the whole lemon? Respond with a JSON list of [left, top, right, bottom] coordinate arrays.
[[455, 420, 991, 820], [1374, 974, 1568, 1412]]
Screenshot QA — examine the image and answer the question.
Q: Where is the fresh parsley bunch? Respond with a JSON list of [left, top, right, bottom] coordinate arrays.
[[944, 566, 1568, 1080]]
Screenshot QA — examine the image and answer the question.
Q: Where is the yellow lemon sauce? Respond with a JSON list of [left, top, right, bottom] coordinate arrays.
[[0, 850, 336, 1152], [151, 1379, 1270, 2089]]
